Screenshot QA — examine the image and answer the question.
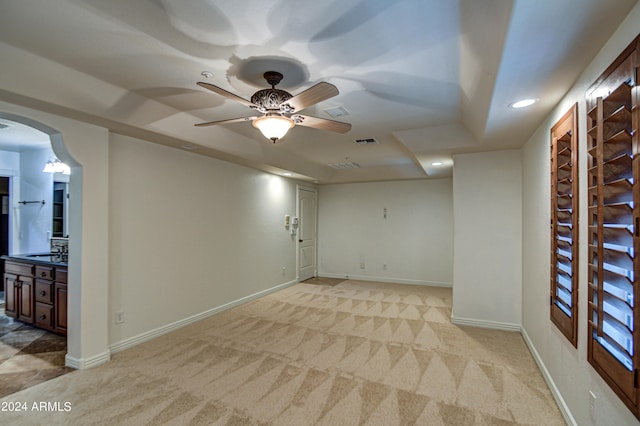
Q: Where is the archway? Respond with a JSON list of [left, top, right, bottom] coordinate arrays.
[[0, 111, 81, 368]]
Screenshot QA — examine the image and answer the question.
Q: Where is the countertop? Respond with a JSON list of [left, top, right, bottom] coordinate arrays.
[[1, 253, 68, 267]]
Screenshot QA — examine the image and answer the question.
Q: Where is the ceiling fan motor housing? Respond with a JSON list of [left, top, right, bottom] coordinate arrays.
[[250, 89, 293, 112]]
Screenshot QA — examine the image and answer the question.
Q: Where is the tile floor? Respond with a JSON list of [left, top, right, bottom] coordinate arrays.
[[0, 310, 71, 398]]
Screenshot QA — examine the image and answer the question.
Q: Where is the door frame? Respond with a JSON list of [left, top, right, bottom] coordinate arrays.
[[296, 185, 318, 281]]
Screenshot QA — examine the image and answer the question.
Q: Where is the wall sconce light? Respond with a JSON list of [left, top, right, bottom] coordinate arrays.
[[43, 158, 70, 175]]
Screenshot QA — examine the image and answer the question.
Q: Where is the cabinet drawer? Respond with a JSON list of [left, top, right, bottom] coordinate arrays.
[[56, 268, 68, 284], [35, 279, 54, 304], [35, 266, 54, 280], [35, 302, 54, 330], [5, 261, 33, 276]]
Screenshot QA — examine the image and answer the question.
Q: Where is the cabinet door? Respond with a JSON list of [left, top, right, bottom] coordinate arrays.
[[55, 283, 67, 335], [3, 273, 17, 318], [18, 276, 34, 323]]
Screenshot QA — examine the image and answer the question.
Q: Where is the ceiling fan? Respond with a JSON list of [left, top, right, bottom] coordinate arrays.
[[195, 71, 351, 143]]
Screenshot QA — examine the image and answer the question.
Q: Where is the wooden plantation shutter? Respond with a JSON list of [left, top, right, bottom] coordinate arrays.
[[586, 34, 639, 418], [550, 103, 579, 346]]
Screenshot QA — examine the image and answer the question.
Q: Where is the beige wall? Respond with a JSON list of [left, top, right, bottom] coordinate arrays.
[[108, 133, 299, 345], [317, 179, 453, 286], [452, 149, 523, 329]]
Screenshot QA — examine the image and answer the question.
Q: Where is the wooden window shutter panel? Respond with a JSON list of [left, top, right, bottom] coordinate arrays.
[[586, 33, 640, 419], [550, 103, 579, 347]]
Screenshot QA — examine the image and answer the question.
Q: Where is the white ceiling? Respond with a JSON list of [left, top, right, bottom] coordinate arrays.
[[0, 0, 636, 182], [0, 118, 50, 152]]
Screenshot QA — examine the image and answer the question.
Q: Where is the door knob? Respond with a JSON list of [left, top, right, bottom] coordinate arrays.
[[299, 239, 303, 243]]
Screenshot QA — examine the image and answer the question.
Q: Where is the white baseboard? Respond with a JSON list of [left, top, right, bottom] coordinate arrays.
[[319, 272, 452, 288], [65, 351, 110, 370], [521, 328, 576, 426], [109, 279, 298, 355], [450, 315, 522, 332]]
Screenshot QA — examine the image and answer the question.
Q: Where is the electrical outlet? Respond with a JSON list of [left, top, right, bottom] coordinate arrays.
[[115, 311, 124, 324], [282, 267, 286, 276], [360, 262, 365, 269], [383, 263, 387, 270], [589, 391, 596, 420]]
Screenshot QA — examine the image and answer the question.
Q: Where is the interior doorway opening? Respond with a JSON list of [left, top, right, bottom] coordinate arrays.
[[0, 112, 77, 391]]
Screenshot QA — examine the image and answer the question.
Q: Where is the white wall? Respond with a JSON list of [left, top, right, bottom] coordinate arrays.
[[521, 3, 640, 425], [0, 149, 19, 172], [452, 150, 522, 329], [18, 147, 54, 254], [318, 179, 453, 286], [108, 133, 299, 344], [0, 146, 59, 255]]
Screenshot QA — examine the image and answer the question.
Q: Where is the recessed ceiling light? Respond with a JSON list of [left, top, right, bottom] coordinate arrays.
[[510, 98, 537, 109], [181, 144, 196, 150], [201, 71, 213, 78], [431, 162, 444, 166]]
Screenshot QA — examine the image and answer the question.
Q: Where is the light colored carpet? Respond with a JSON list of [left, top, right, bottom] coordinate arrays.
[[0, 280, 564, 425]]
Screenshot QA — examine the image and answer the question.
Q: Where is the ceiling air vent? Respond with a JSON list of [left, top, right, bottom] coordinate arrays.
[[328, 162, 361, 169], [324, 106, 350, 118], [355, 138, 378, 145]]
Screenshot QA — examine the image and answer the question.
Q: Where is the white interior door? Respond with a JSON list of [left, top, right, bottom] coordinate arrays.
[[297, 186, 317, 281]]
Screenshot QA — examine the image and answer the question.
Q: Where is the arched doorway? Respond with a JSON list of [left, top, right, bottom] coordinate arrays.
[[0, 112, 80, 368]]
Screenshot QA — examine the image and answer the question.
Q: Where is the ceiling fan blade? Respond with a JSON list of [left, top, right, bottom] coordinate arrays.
[[197, 82, 256, 108], [285, 82, 339, 111], [194, 116, 257, 127], [293, 114, 351, 133]]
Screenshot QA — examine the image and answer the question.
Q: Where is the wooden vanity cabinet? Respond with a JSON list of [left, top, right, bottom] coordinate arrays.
[[3, 260, 67, 336]]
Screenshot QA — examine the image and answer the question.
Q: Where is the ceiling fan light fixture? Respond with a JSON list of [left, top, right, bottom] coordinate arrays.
[[252, 114, 294, 142]]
